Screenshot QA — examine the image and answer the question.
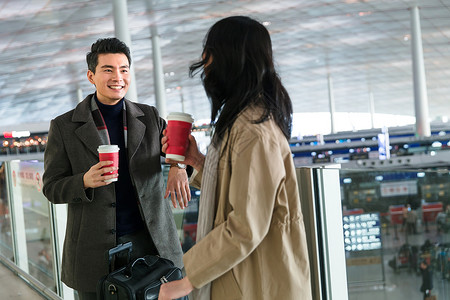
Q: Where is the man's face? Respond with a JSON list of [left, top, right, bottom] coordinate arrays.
[[87, 53, 130, 105]]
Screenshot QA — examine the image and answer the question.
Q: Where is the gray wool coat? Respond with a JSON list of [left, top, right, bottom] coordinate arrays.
[[42, 94, 183, 292]]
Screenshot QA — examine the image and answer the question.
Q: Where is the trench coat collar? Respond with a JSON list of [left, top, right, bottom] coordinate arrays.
[[72, 94, 146, 160]]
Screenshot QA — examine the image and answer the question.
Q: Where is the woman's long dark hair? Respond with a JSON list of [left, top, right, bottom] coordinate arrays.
[[189, 16, 292, 144]]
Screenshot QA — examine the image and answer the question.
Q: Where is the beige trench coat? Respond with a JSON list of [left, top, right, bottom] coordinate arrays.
[[184, 106, 312, 299]]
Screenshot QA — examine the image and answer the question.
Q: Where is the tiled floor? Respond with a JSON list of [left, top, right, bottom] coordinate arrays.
[[0, 262, 46, 299]]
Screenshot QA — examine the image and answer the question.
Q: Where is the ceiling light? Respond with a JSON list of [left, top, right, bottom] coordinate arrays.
[[403, 35, 410, 42], [262, 21, 271, 26], [431, 141, 442, 148], [358, 11, 372, 16]]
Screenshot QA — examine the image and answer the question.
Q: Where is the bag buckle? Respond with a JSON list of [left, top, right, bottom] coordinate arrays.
[[108, 284, 117, 295], [160, 276, 169, 284]]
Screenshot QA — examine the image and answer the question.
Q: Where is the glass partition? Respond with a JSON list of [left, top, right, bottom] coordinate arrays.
[[0, 159, 69, 299], [339, 168, 450, 300], [0, 162, 13, 260], [297, 167, 349, 300], [7, 160, 57, 292]]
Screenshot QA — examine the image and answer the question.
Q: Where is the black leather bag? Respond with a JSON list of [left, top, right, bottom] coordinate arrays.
[[97, 242, 187, 300]]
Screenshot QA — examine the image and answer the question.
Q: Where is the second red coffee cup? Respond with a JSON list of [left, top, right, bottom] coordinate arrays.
[[166, 112, 194, 161], [97, 145, 119, 182]]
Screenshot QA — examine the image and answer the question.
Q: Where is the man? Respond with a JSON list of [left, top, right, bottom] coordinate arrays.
[[43, 37, 189, 299], [419, 259, 433, 299]]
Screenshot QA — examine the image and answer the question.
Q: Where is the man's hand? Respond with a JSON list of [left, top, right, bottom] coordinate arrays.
[[158, 277, 194, 300], [83, 161, 118, 189], [165, 166, 190, 209]]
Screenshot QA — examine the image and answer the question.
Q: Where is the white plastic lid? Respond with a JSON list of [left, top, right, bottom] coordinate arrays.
[[97, 145, 120, 153], [167, 112, 194, 123]]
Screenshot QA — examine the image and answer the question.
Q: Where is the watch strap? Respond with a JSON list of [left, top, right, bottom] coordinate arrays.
[[170, 163, 187, 169]]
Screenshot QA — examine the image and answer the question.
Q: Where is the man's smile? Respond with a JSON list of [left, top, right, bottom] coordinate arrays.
[[108, 85, 124, 90]]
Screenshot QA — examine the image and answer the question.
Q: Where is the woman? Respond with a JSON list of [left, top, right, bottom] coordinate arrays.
[[159, 16, 311, 300]]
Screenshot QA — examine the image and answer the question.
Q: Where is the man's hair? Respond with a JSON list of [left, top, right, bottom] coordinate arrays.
[[86, 37, 131, 73]]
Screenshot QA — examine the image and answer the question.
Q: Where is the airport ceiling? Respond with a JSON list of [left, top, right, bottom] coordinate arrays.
[[0, 0, 449, 133]]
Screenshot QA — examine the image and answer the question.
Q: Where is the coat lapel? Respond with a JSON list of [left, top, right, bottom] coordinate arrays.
[[71, 95, 146, 161], [73, 95, 103, 157], [125, 99, 146, 162]]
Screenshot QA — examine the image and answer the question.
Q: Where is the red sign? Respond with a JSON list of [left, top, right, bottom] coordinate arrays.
[[422, 202, 443, 222], [389, 205, 404, 225]]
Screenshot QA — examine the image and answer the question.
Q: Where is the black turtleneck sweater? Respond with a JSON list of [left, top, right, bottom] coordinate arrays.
[[95, 96, 145, 237]]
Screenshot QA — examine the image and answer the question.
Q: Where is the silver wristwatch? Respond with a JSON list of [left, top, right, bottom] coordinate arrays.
[[170, 163, 187, 169]]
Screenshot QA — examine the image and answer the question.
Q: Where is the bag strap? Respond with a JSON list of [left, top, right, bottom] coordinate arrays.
[[124, 255, 174, 277]]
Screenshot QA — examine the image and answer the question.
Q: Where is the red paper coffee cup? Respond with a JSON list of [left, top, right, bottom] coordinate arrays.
[[166, 112, 194, 161], [97, 145, 119, 182]]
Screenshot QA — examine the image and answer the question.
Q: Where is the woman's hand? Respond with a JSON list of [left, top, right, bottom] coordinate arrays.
[[158, 277, 194, 300]]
